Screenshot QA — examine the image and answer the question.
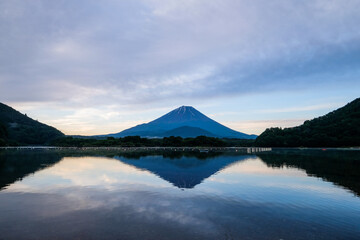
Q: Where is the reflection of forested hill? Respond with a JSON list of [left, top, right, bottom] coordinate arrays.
[[0, 150, 63, 190], [116, 154, 254, 189], [257, 150, 360, 196]]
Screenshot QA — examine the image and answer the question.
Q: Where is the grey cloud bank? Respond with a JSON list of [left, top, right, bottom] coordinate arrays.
[[0, 0, 359, 134], [1, 0, 360, 103]]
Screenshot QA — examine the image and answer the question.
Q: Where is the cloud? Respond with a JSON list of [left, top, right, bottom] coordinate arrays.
[[224, 119, 307, 135], [256, 103, 341, 114], [1, 0, 359, 104], [0, 0, 359, 134]]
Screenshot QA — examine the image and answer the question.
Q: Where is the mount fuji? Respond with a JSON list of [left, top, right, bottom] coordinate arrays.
[[106, 106, 257, 139]]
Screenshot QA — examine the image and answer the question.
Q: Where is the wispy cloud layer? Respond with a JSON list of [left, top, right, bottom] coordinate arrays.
[[0, 0, 359, 134]]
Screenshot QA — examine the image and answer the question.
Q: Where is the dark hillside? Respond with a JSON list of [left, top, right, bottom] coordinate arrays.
[[256, 98, 360, 147], [0, 102, 64, 145]]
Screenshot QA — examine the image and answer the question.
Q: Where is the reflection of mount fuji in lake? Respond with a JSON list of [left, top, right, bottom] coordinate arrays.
[[115, 154, 254, 189], [2, 149, 359, 196]]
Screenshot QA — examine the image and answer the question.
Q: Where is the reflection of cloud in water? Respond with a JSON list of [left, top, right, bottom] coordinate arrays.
[[219, 157, 307, 177], [1, 153, 360, 239], [7, 157, 167, 192], [0, 188, 221, 239], [1, 185, 359, 240]]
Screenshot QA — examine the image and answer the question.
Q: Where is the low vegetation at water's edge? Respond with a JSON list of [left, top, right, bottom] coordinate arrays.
[[52, 136, 255, 148]]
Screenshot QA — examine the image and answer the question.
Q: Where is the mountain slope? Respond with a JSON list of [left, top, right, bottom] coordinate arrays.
[[161, 126, 217, 138], [0, 102, 64, 145], [108, 106, 256, 139], [255, 98, 360, 147]]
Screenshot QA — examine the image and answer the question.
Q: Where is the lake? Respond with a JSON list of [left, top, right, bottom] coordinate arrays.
[[0, 148, 359, 240]]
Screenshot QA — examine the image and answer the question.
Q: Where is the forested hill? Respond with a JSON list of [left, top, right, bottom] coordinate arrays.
[[0, 102, 64, 146], [255, 98, 360, 147]]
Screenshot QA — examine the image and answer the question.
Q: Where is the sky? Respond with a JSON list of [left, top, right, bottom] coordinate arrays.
[[0, 0, 359, 135]]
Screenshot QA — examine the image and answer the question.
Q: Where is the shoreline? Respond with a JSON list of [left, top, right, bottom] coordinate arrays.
[[1, 146, 360, 152]]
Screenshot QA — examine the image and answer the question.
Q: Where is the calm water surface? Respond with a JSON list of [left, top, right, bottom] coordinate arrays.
[[0, 149, 359, 240]]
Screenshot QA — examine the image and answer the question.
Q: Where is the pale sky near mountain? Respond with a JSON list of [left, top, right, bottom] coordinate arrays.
[[1, 0, 359, 135]]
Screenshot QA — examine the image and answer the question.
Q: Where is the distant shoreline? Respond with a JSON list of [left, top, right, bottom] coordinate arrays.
[[1, 146, 359, 151]]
